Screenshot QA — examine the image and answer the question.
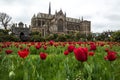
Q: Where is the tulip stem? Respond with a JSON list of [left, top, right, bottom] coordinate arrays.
[[110, 61, 115, 80]]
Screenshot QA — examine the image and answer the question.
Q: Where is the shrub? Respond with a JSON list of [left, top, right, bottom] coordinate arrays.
[[111, 30, 120, 42], [0, 35, 20, 42], [56, 34, 67, 42], [30, 35, 45, 42]]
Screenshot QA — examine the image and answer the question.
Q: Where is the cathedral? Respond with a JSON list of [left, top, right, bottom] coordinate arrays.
[[30, 2, 91, 36]]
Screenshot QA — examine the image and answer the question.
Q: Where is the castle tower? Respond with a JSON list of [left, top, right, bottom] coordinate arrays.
[[49, 2, 51, 15]]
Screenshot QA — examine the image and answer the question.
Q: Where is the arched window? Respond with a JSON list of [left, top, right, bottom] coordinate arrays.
[[76, 25, 80, 31], [20, 32, 25, 41], [57, 19, 63, 32]]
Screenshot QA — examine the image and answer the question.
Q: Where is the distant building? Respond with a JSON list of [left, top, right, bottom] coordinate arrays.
[[11, 22, 30, 41], [30, 2, 91, 36]]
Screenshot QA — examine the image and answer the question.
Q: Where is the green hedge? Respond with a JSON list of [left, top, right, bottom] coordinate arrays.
[[0, 35, 20, 42]]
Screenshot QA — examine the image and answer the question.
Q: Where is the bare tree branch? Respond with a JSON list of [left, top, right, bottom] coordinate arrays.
[[0, 12, 12, 30]]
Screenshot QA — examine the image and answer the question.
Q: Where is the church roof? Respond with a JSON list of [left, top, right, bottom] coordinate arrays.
[[37, 13, 53, 18], [66, 17, 81, 23]]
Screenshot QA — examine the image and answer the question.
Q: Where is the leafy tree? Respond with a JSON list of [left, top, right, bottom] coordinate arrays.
[[86, 33, 93, 41], [111, 30, 120, 42]]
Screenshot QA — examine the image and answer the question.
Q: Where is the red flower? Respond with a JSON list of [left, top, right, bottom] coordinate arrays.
[[19, 46, 23, 49], [104, 51, 117, 61], [105, 48, 109, 52], [106, 51, 117, 61], [0, 49, 1, 52], [40, 52, 47, 60], [88, 52, 94, 56], [23, 48, 29, 52], [73, 47, 88, 62], [35, 44, 41, 49], [49, 40, 54, 46], [54, 44, 58, 47], [90, 43, 96, 51], [18, 49, 29, 58], [68, 45, 75, 52], [64, 50, 69, 55], [100, 43, 105, 46], [43, 46, 47, 50], [104, 56, 108, 60], [5, 50, 13, 55]]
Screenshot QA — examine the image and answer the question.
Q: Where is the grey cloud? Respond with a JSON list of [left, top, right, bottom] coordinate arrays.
[[1, 0, 36, 6], [1, 0, 120, 33], [91, 23, 111, 32], [105, 14, 120, 21], [92, 22, 120, 33]]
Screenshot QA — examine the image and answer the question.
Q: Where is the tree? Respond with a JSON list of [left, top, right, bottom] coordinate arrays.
[[0, 12, 12, 30], [111, 30, 120, 42]]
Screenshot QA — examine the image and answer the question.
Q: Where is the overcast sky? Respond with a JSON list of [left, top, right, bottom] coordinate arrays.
[[0, 0, 120, 33]]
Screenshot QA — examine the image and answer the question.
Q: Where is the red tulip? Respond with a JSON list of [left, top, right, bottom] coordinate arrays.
[[23, 48, 29, 52], [68, 45, 75, 52], [43, 46, 47, 50], [104, 51, 117, 61], [19, 46, 23, 49], [5, 50, 13, 55], [107, 51, 117, 61], [90, 43, 96, 51], [40, 52, 47, 60], [49, 40, 54, 46], [64, 50, 69, 55], [35, 44, 41, 49], [88, 52, 94, 56], [104, 56, 108, 60], [73, 47, 88, 62], [105, 48, 109, 52], [18, 49, 29, 58], [100, 43, 105, 46], [0, 49, 1, 52]]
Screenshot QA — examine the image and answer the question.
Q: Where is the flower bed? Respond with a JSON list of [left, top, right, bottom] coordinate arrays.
[[0, 41, 120, 80]]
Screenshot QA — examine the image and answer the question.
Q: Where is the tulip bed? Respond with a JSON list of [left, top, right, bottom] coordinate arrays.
[[0, 41, 120, 80]]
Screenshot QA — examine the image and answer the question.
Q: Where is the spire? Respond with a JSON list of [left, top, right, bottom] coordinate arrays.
[[49, 2, 51, 15], [81, 16, 83, 21], [33, 14, 36, 18]]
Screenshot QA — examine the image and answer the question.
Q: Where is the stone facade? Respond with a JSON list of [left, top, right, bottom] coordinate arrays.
[[11, 22, 30, 39], [30, 3, 91, 36]]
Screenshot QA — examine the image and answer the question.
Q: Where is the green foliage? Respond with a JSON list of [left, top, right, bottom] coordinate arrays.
[[111, 31, 120, 42], [0, 42, 120, 80], [30, 35, 45, 42], [0, 29, 9, 35], [1, 28, 120, 42], [56, 34, 67, 42], [0, 35, 20, 42], [45, 34, 55, 41], [30, 31, 41, 36], [86, 33, 93, 41]]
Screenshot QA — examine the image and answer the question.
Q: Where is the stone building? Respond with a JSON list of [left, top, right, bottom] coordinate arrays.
[[11, 22, 30, 40], [30, 2, 91, 36]]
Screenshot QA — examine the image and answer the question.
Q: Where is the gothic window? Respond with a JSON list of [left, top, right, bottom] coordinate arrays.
[[76, 25, 80, 31], [79, 26, 82, 31], [38, 20, 41, 26], [42, 29, 45, 36], [57, 19, 63, 32], [42, 21, 45, 25], [32, 20, 36, 26]]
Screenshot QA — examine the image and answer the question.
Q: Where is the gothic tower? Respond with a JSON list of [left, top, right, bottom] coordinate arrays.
[[49, 2, 51, 15]]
